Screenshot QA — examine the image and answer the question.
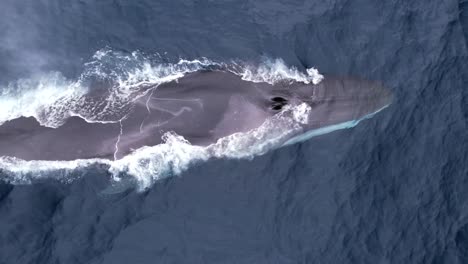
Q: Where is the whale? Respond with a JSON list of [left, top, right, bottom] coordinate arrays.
[[0, 70, 392, 161]]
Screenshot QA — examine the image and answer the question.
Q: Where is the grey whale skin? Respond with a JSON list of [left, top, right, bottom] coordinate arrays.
[[0, 71, 391, 161]]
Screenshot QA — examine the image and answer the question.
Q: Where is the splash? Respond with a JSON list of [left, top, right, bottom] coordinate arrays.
[[235, 58, 324, 85], [0, 72, 86, 128]]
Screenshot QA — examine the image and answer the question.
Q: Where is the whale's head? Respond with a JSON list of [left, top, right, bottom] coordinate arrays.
[[265, 76, 392, 144]]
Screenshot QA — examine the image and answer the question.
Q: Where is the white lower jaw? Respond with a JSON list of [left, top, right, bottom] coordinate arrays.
[[282, 104, 391, 147]]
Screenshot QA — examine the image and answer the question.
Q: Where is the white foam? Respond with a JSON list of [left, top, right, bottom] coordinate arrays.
[[236, 58, 324, 85], [292, 103, 312, 124], [0, 156, 105, 184], [0, 72, 87, 128]]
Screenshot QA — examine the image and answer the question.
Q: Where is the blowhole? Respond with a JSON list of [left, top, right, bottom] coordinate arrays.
[[270, 97, 288, 111], [271, 96, 287, 103], [272, 104, 283, 110]]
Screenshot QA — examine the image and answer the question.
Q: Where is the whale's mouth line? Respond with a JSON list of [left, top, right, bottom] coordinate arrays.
[[282, 103, 391, 146]]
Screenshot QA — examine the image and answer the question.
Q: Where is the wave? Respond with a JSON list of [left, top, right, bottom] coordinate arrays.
[[0, 48, 327, 189]]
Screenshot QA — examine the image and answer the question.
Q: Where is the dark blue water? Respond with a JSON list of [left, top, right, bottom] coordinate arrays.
[[1, 0, 468, 263]]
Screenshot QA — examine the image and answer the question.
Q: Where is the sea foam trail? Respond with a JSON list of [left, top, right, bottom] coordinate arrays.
[[0, 49, 327, 189]]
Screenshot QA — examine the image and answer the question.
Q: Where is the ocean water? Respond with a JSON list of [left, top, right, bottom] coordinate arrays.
[[0, 0, 467, 263]]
